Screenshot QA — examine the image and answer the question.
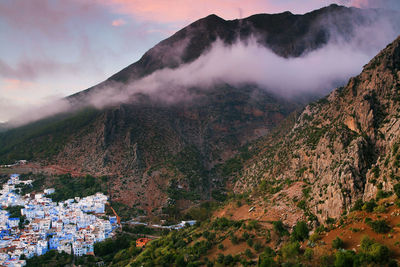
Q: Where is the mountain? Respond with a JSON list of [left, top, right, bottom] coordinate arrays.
[[0, 86, 298, 216], [0, 123, 8, 133], [0, 5, 399, 218], [90, 34, 400, 267], [235, 35, 400, 223], [73, 4, 399, 98]]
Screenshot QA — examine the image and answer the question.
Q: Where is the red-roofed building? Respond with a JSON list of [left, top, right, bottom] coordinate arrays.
[[136, 238, 151, 248]]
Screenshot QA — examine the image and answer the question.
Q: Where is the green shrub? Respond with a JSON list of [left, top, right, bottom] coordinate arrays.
[[377, 183, 383, 190], [368, 243, 390, 262], [230, 233, 239, 245], [309, 233, 321, 243], [368, 220, 391, 234], [351, 199, 364, 211], [362, 200, 377, 212], [259, 180, 267, 192], [334, 250, 355, 267], [242, 231, 250, 240], [297, 200, 307, 210], [262, 246, 276, 257], [372, 166, 380, 179], [373, 204, 386, 213], [217, 253, 224, 264], [376, 190, 391, 201], [304, 248, 314, 261], [224, 254, 234, 265], [332, 237, 344, 249], [245, 248, 253, 258], [273, 220, 289, 237], [316, 225, 326, 233], [359, 236, 390, 264], [360, 236, 374, 251], [394, 184, 400, 198], [211, 217, 238, 230], [291, 221, 309, 242], [254, 242, 263, 252], [247, 220, 260, 230], [281, 241, 300, 260], [259, 248, 277, 267], [326, 217, 336, 225]]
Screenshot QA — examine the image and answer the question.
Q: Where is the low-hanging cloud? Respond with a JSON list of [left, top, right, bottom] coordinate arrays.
[[81, 43, 375, 109], [2, 97, 72, 126], [5, 5, 400, 127], [84, 16, 399, 108]]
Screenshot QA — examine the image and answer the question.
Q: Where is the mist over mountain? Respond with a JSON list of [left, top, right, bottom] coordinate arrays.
[[5, 4, 400, 126], [76, 4, 400, 107]]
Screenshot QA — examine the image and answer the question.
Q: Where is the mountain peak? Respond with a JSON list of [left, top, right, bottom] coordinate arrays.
[[104, 5, 396, 86], [202, 13, 224, 21]]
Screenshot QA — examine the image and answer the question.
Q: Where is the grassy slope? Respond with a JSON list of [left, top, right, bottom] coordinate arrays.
[[0, 108, 100, 164], [107, 191, 400, 267]]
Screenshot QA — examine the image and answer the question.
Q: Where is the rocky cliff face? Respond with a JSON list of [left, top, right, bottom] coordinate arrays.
[[235, 36, 400, 222]]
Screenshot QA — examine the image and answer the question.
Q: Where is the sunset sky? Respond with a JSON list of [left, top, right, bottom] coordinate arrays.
[[1, 0, 399, 122]]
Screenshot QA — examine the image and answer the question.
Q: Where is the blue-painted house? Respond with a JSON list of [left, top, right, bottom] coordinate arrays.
[[49, 237, 60, 250]]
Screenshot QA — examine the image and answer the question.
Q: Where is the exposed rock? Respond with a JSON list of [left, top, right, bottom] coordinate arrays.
[[236, 36, 400, 222]]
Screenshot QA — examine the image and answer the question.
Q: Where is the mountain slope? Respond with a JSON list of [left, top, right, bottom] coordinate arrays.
[[0, 85, 297, 215], [235, 35, 400, 222], [1, 5, 399, 217]]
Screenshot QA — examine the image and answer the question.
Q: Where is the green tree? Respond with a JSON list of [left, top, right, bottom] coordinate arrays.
[[359, 236, 390, 264], [245, 248, 254, 258], [224, 254, 234, 265], [304, 248, 313, 261], [273, 220, 289, 237], [291, 221, 309, 241], [368, 220, 391, 234], [281, 241, 300, 260], [217, 253, 224, 264], [175, 255, 186, 267], [351, 199, 364, 211], [334, 250, 355, 267], [394, 184, 400, 198]]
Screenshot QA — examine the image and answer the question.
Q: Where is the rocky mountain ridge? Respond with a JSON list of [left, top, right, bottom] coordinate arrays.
[[235, 35, 400, 222]]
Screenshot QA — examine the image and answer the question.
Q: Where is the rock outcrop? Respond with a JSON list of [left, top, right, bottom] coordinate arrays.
[[236, 36, 400, 222]]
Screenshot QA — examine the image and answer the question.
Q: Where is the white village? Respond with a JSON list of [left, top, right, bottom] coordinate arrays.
[[0, 174, 118, 266]]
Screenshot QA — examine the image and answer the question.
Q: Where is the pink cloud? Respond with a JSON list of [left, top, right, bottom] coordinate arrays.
[[96, 0, 400, 24], [0, 0, 105, 39], [0, 58, 79, 81], [98, 0, 333, 24], [3, 79, 33, 91], [112, 18, 126, 26]]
